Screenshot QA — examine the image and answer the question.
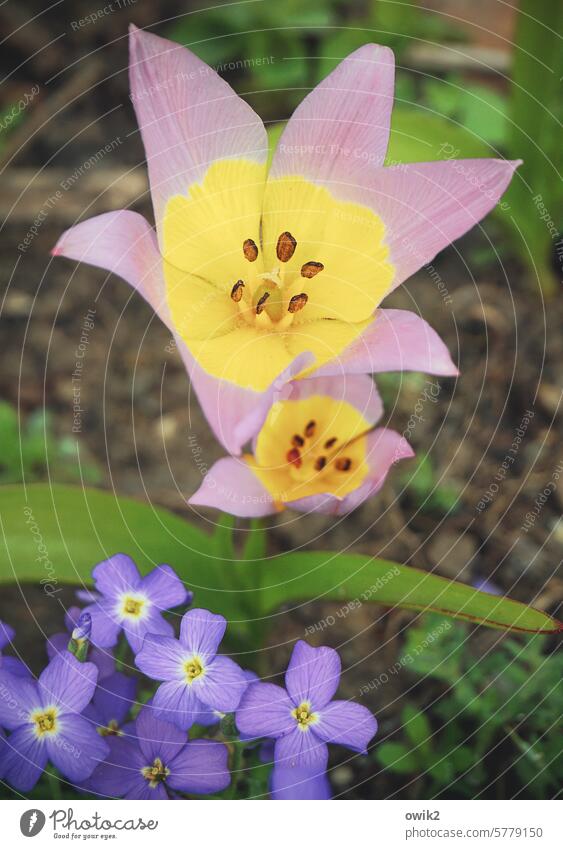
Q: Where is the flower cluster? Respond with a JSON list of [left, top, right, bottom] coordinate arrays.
[[53, 26, 517, 518], [0, 556, 377, 799]]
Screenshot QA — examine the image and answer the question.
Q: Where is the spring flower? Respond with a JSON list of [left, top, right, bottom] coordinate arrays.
[[0, 619, 29, 678], [135, 608, 248, 730], [190, 374, 413, 516], [0, 654, 109, 791], [52, 27, 518, 454], [88, 705, 230, 799], [236, 641, 377, 769], [82, 671, 137, 738], [80, 554, 191, 653], [47, 606, 115, 680]]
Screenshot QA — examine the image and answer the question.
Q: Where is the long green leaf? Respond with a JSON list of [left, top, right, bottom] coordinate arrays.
[[0, 484, 243, 620], [250, 552, 560, 634]]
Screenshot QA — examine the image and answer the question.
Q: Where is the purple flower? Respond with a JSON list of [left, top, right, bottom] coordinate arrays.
[[82, 672, 137, 738], [81, 554, 191, 653], [0, 619, 30, 678], [0, 654, 109, 791], [236, 641, 377, 770], [47, 606, 115, 680], [270, 765, 331, 800], [88, 705, 230, 799], [135, 608, 248, 730]]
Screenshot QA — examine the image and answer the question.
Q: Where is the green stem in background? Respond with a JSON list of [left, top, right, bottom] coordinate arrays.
[[505, 0, 562, 297], [114, 638, 129, 673]]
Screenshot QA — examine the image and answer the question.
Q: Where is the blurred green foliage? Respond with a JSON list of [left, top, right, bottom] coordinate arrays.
[[0, 400, 101, 485], [376, 615, 562, 797], [502, 0, 562, 295]]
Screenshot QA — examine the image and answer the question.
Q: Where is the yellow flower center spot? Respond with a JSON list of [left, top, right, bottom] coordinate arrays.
[[292, 702, 318, 731], [141, 757, 170, 788], [33, 707, 58, 737], [184, 656, 204, 682], [162, 160, 394, 391], [245, 393, 371, 507]]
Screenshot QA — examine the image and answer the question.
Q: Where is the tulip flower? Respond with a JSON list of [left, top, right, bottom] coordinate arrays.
[[52, 26, 518, 454], [189, 374, 413, 516]]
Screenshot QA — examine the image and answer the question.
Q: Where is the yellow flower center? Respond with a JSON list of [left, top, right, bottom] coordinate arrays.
[[184, 656, 204, 682], [120, 595, 146, 619], [32, 707, 58, 737], [163, 160, 394, 391], [141, 757, 170, 788], [97, 719, 122, 737], [291, 701, 318, 731], [245, 393, 371, 506]]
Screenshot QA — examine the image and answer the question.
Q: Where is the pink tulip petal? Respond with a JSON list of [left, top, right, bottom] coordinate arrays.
[[51, 210, 170, 328], [332, 158, 520, 291], [189, 457, 278, 518], [270, 44, 394, 185], [287, 427, 413, 516], [129, 25, 267, 239], [315, 309, 458, 377]]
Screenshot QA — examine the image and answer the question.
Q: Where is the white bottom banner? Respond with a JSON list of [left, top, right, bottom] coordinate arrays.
[[2, 799, 559, 848]]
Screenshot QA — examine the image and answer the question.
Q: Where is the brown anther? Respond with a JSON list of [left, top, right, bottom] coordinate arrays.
[[301, 261, 324, 278], [314, 456, 327, 471], [324, 437, 337, 449], [255, 291, 270, 314], [243, 238, 258, 261], [230, 280, 245, 302], [276, 231, 297, 262], [292, 434, 305, 447], [335, 457, 352, 472], [286, 447, 302, 468], [288, 293, 308, 314], [304, 420, 316, 438]]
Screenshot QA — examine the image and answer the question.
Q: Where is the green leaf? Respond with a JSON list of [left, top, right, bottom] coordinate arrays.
[[0, 485, 559, 634], [376, 742, 418, 774], [253, 551, 560, 633], [0, 484, 242, 621]]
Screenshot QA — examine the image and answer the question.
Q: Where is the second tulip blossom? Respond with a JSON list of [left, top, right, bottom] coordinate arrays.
[[190, 375, 413, 516]]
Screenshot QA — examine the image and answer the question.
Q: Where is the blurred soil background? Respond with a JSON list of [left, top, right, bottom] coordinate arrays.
[[0, 0, 561, 798]]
